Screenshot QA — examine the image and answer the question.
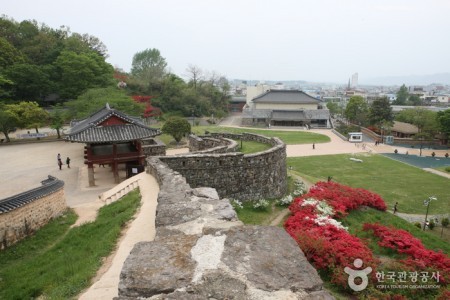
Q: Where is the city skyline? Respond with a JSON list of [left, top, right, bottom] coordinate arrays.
[[3, 0, 450, 84]]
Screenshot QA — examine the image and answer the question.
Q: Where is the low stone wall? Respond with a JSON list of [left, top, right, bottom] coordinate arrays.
[[159, 133, 287, 201], [118, 158, 331, 299], [188, 135, 238, 153], [142, 138, 166, 157], [0, 176, 66, 250]]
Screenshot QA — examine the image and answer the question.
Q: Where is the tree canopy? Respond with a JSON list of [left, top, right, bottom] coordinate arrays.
[[393, 84, 408, 105], [437, 109, 450, 137], [0, 16, 114, 104], [161, 116, 191, 143], [344, 96, 368, 125], [368, 97, 393, 126], [6, 101, 49, 133], [131, 48, 167, 84], [65, 87, 145, 119]]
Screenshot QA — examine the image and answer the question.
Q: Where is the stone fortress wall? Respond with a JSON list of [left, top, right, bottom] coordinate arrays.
[[118, 152, 331, 299], [158, 132, 287, 201], [0, 176, 66, 250]]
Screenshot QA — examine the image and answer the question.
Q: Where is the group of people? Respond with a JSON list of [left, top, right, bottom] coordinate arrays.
[[57, 153, 71, 170]]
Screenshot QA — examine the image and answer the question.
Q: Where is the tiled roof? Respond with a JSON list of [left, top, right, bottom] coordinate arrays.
[[252, 89, 321, 104], [0, 176, 64, 214], [65, 104, 161, 143], [392, 121, 419, 134]]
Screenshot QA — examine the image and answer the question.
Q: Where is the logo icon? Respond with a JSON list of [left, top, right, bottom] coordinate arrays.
[[344, 258, 372, 291]]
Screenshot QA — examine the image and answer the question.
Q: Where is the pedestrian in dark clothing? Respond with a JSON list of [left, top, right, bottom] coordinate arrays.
[[312, 143, 315, 150], [66, 157, 71, 168], [58, 159, 63, 170], [393, 202, 398, 214]]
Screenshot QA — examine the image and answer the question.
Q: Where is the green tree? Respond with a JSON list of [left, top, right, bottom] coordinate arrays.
[[5, 63, 52, 101], [54, 50, 114, 99], [161, 116, 191, 143], [65, 87, 145, 119], [6, 101, 49, 134], [49, 104, 67, 139], [437, 109, 450, 137], [0, 105, 19, 142], [344, 96, 368, 125], [131, 48, 167, 84], [326, 102, 341, 117], [368, 97, 393, 126], [152, 74, 187, 114], [407, 94, 422, 106], [0, 37, 25, 68], [393, 84, 408, 105], [65, 33, 108, 57], [0, 74, 13, 100]]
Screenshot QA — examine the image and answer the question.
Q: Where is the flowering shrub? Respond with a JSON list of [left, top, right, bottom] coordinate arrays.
[[285, 194, 377, 288], [253, 199, 269, 210], [364, 223, 450, 283], [290, 181, 387, 218], [230, 199, 243, 210], [277, 194, 293, 206], [276, 179, 307, 206]]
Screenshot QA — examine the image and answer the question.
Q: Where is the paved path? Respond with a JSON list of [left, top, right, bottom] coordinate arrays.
[[79, 172, 159, 300]]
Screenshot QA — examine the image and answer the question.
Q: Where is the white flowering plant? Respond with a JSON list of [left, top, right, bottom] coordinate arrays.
[[276, 179, 307, 206], [253, 199, 270, 210], [230, 199, 243, 210]]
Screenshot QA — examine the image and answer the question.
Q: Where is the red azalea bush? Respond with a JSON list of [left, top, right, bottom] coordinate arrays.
[[289, 181, 387, 218], [364, 223, 450, 283], [285, 195, 378, 288]]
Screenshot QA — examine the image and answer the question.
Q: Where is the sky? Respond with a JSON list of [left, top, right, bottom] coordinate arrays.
[[2, 0, 450, 84]]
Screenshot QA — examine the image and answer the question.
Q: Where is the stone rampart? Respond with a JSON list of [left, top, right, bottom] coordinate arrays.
[[0, 176, 66, 250], [160, 133, 287, 201], [188, 134, 238, 153], [118, 157, 331, 299], [142, 138, 166, 157]]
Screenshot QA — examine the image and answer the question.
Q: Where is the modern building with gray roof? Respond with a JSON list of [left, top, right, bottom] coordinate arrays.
[[242, 89, 331, 128]]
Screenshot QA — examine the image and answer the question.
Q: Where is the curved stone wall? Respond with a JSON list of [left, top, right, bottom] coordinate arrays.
[[160, 133, 287, 201], [0, 176, 66, 249]]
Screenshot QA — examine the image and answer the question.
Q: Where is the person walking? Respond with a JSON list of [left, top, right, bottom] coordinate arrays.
[[312, 143, 315, 150], [66, 157, 71, 168], [58, 159, 63, 170], [393, 202, 398, 214]]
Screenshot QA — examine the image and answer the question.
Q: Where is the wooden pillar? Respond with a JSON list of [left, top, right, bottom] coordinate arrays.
[[113, 144, 120, 183], [88, 163, 95, 186]]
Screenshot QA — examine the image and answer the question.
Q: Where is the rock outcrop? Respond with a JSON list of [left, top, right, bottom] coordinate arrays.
[[117, 151, 334, 299]]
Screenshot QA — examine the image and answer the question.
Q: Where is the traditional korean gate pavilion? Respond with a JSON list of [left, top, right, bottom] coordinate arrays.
[[65, 104, 161, 186]]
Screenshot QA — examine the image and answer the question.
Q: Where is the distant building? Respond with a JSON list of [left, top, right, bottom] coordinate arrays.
[[391, 121, 419, 138], [351, 73, 358, 88], [228, 96, 247, 112], [242, 89, 330, 128]]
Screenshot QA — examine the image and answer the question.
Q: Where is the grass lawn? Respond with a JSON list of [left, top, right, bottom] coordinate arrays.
[[343, 208, 450, 255], [238, 140, 272, 154], [0, 190, 140, 300], [155, 125, 330, 146], [233, 199, 285, 225], [287, 153, 450, 215]]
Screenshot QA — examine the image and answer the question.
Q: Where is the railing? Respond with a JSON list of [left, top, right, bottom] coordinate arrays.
[[99, 176, 141, 204]]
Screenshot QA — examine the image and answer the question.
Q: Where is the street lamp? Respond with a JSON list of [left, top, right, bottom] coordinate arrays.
[[423, 196, 437, 230]]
